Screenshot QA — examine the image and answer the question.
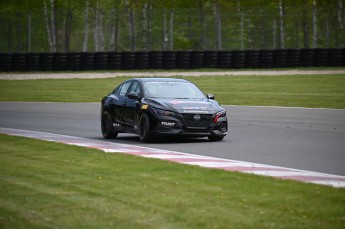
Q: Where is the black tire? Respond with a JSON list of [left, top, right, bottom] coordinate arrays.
[[101, 110, 118, 139], [208, 135, 224, 141], [139, 113, 152, 142]]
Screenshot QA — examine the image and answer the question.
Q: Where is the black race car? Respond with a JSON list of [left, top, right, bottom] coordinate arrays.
[[101, 78, 227, 142]]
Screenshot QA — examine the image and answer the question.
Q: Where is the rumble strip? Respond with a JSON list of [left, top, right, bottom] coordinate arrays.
[[1, 127, 345, 188]]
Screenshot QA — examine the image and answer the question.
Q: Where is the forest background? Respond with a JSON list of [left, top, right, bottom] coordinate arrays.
[[1, 0, 344, 53]]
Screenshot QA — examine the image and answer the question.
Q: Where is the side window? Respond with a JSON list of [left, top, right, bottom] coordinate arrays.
[[128, 81, 141, 96], [119, 81, 132, 96]]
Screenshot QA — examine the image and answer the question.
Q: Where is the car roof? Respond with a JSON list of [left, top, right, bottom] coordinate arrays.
[[133, 78, 190, 83]]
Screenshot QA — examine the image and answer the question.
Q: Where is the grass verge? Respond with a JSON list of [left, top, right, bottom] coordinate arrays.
[[0, 74, 344, 108], [0, 134, 345, 228]]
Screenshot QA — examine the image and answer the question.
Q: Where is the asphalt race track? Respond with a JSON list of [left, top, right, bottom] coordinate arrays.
[[0, 102, 344, 176]]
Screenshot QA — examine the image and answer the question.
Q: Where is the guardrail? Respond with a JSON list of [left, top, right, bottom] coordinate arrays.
[[0, 49, 344, 72]]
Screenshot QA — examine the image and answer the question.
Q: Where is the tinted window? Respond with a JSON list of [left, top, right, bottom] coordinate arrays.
[[128, 81, 141, 96], [143, 81, 206, 99], [119, 81, 132, 96]]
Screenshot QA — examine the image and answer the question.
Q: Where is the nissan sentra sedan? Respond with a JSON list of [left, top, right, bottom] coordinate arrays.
[[101, 78, 227, 142]]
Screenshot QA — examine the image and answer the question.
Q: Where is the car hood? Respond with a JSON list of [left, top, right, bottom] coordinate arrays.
[[144, 98, 223, 114]]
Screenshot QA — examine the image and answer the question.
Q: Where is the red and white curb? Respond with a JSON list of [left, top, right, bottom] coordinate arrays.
[[1, 127, 345, 188]]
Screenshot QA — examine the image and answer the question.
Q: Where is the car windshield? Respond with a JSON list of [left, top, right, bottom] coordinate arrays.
[[143, 81, 206, 99]]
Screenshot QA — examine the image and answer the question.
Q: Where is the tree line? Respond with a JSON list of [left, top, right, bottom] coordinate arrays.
[[0, 0, 344, 53]]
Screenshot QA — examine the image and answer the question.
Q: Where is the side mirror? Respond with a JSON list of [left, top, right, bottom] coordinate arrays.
[[207, 94, 215, 100], [127, 92, 140, 100]]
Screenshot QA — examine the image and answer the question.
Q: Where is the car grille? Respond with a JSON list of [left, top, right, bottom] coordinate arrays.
[[181, 114, 213, 128]]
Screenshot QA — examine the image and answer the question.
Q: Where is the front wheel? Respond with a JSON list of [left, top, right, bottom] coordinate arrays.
[[101, 110, 118, 139], [139, 113, 153, 142]]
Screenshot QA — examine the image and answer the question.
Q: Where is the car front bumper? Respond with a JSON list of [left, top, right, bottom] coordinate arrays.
[[151, 114, 228, 138]]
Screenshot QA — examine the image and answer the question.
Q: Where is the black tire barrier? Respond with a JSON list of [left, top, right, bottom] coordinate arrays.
[[122, 52, 136, 70], [67, 53, 81, 71], [286, 49, 301, 67], [204, 51, 219, 68], [246, 50, 260, 68], [12, 53, 27, 71], [53, 53, 67, 71], [26, 53, 40, 71], [135, 52, 149, 69], [301, 49, 315, 67], [81, 52, 95, 70], [94, 52, 108, 70], [273, 49, 288, 68], [0, 53, 13, 71], [232, 50, 246, 68], [218, 51, 232, 68], [39, 53, 54, 71], [163, 51, 177, 69], [328, 49, 344, 67], [259, 50, 274, 68], [108, 52, 122, 70], [191, 51, 204, 69], [149, 51, 164, 69], [314, 49, 328, 67], [1, 49, 344, 72], [8, 53, 26, 71], [176, 51, 191, 69]]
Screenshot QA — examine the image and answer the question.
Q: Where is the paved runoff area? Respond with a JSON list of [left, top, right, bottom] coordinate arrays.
[[1, 127, 345, 188]]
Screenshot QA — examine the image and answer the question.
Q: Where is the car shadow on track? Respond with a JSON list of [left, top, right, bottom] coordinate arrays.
[[91, 135, 210, 145]]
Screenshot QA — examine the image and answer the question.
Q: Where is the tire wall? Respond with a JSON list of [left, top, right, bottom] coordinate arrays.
[[1, 49, 344, 71]]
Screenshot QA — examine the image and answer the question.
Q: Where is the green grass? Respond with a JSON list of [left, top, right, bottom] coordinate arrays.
[[1, 74, 345, 108], [1, 134, 345, 228], [191, 74, 345, 108]]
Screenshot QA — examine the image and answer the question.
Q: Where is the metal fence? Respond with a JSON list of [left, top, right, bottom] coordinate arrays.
[[1, 49, 344, 72]]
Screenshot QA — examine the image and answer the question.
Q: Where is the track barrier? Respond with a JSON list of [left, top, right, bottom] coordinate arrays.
[[0, 49, 344, 72]]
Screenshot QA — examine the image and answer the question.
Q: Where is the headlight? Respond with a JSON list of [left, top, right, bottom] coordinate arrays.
[[213, 110, 226, 123], [151, 107, 175, 117]]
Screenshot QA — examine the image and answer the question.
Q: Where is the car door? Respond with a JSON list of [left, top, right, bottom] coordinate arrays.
[[123, 80, 142, 129], [116, 80, 133, 124]]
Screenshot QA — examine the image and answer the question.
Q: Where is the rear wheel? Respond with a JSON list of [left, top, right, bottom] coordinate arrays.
[[208, 135, 224, 141], [139, 113, 152, 142], [101, 110, 118, 139]]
